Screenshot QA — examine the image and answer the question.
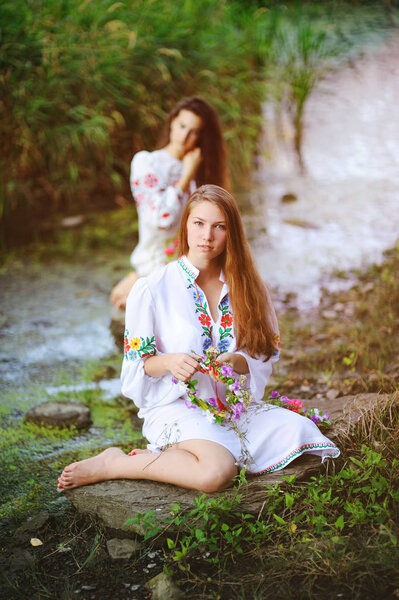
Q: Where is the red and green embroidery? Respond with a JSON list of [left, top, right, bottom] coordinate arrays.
[[124, 329, 157, 361], [218, 296, 233, 352], [177, 258, 233, 352]]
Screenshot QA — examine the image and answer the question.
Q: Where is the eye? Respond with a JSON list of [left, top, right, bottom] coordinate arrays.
[[193, 220, 203, 226], [216, 224, 226, 230]]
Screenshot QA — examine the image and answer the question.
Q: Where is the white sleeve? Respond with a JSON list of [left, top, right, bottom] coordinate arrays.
[[120, 278, 185, 410], [235, 347, 280, 403], [130, 152, 184, 229]]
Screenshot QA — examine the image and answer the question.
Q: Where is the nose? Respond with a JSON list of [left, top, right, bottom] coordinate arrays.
[[202, 225, 213, 241]]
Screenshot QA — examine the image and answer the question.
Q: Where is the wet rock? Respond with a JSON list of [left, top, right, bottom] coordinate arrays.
[[65, 394, 389, 534], [333, 302, 345, 312], [283, 218, 319, 230], [322, 309, 337, 320], [361, 282, 374, 293], [25, 401, 92, 430], [15, 511, 50, 541], [281, 193, 298, 203], [9, 549, 35, 571], [60, 215, 86, 228], [145, 572, 184, 600], [106, 538, 141, 560]]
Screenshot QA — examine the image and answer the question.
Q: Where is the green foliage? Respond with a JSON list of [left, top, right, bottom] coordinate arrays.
[[2, 1, 397, 248], [0, 0, 271, 246]]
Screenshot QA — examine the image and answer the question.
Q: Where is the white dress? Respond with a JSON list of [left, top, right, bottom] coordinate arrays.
[[121, 256, 340, 474], [129, 149, 192, 276]]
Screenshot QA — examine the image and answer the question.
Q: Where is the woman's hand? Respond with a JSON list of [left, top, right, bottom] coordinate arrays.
[[216, 352, 249, 375], [167, 353, 201, 381], [144, 353, 201, 381], [183, 147, 202, 174], [176, 148, 202, 192]]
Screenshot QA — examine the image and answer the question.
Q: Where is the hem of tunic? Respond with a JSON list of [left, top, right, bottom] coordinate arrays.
[[253, 442, 340, 475]]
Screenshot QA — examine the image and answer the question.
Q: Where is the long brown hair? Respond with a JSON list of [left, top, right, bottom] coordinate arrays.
[[178, 185, 279, 360], [158, 97, 229, 190]]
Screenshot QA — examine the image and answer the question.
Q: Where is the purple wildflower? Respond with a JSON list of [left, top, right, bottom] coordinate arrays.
[[208, 397, 217, 407], [280, 395, 289, 403], [185, 399, 196, 410], [231, 402, 245, 421], [228, 380, 241, 393], [171, 376, 178, 384], [269, 391, 280, 399], [321, 413, 330, 421], [310, 414, 322, 424], [220, 364, 233, 377]]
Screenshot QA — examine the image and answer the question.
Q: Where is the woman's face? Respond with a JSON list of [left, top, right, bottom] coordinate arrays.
[[169, 109, 202, 158], [186, 201, 227, 265]]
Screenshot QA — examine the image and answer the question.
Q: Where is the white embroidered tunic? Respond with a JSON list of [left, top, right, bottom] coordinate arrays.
[[121, 256, 340, 473], [129, 149, 192, 276]]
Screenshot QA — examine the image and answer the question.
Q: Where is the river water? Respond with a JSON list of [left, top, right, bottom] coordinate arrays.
[[1, 32, 398, 390], [249, 30, 399, 309]]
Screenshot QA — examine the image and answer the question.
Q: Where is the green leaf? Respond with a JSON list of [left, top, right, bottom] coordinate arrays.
[[285, 493, 294, 508], [273, 514, 286, 525], [335, 515, 344, 530]]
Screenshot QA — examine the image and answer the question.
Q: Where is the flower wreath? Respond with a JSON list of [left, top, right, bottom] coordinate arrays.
[[173, 347, 330, 428]]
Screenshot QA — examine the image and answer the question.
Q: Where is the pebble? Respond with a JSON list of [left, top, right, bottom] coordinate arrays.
[[322, 310, 337, 320], [326, 389, 340, 401]]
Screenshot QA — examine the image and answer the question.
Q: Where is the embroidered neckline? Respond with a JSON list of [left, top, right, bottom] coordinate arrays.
[[177, 256, 197, 281], [178, 257, 233, 353]]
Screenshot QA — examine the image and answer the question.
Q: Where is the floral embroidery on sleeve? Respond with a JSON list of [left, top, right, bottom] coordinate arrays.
[[124, 329, 157, 361], [272, 333, 281, 358], [143, 173, 159, 187]]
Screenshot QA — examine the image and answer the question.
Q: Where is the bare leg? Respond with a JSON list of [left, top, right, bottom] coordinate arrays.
[[110, 271, 140, 310], [58, 440, 237, 493]]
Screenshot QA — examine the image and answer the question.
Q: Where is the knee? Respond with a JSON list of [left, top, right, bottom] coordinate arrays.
[[197, 462, 237, 493]]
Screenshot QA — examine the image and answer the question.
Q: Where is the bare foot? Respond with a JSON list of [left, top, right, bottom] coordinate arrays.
[[128, 448, 152, 456], [58, 447, 126, 490]]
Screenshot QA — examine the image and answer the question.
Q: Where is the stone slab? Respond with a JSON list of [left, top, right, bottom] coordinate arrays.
[[25, 401, 92, 429]]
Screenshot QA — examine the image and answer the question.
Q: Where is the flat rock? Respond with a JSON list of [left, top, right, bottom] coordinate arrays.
[[66, 393, 389, 533], [106, 538, 141, 559], [25, 401, 92, 429]]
